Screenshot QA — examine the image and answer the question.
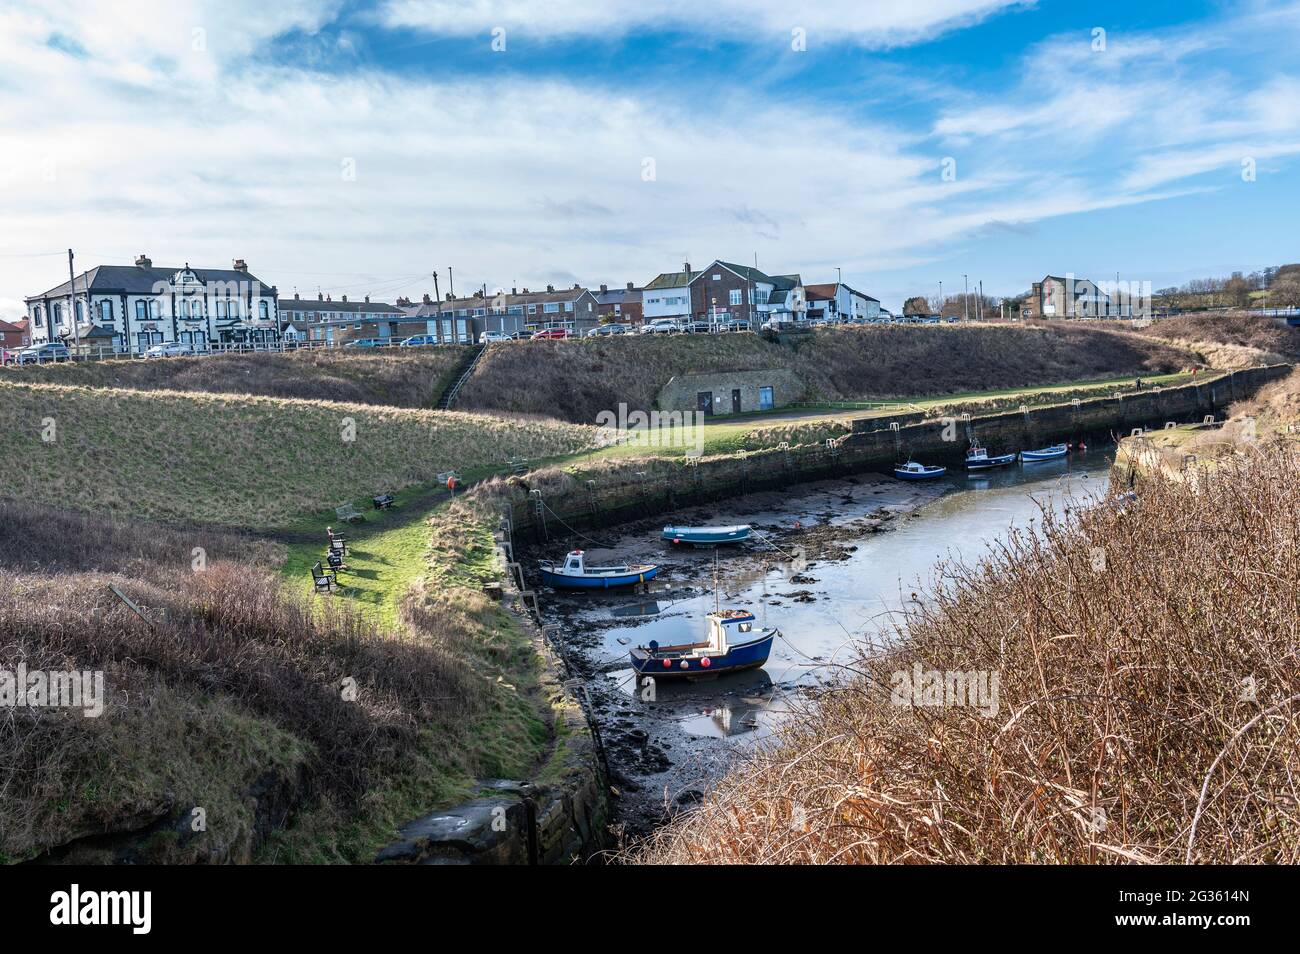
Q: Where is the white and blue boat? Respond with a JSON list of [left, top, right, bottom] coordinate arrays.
[[539, 550, 659, 590], [1020, 443, 1070, 463], [630, 610, 776, 681], [894, 461, 947, 481], [662, 524, 751, 546], [965, 442, 1017, 471]]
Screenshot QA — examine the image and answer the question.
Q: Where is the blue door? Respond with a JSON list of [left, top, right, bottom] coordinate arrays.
[[758, 386, 774, 410]]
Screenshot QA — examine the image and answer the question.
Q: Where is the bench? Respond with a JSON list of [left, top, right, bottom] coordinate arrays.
[[325, 549, 346, 572], [372, 492, 395, 510], [326, 529, 348, 556], [335, 503, 364, 523], [311, 561, 339, 594]]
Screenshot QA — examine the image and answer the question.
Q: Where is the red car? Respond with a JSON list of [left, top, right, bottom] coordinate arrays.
[[530, 327, 571, 339]]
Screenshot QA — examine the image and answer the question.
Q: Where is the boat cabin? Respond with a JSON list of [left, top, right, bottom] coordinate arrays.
[[706, 610, 756, 654], [561, 550, 586, 573]]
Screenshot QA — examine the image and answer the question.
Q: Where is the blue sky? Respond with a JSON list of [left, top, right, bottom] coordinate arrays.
[[1, 0, 1298, 315]]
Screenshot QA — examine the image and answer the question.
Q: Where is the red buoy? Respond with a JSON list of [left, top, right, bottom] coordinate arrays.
[[700, 656, 711, 668], [663, 659, 672, 668]]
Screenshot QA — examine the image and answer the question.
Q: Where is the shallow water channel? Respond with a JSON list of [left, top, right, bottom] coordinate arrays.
[[532, 451, 1114, 837]]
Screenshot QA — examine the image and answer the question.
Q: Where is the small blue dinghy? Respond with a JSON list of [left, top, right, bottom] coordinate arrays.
[[1020, 443, 1069, 462], [630, 610, 776, 681], [894, 461, 947, 481], [662, 524, 751, 546], [539, 550, 659, 590], [965, 442, 1017, 471]]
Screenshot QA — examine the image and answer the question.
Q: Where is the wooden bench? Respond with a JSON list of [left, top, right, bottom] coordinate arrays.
[[326, 527, 348, 554], [372, 492, 395, 510], [311, 561, 339, 594], [335, 503, 364, 524], [325, 549, 346, 572]]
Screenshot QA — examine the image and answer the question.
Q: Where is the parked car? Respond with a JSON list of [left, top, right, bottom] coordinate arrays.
[[640, 318, 683, 335], [144, 341, 195, 358], [681, 320, 714, 334], [400, 334, 439, 347], [720, 318, 751, 332], [479, 330, 512, 343], [531, 327, 571, 339], [0, 347, 18, 365], [585, 323, 629, 337], [343, 338, 386, 348], [15, 342, 71, 364]]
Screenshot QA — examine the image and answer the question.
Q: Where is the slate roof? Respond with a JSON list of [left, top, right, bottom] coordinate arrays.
[[644, 271, 698, 290], [28, 263, 275, 300], [279, 298, 402, 316]]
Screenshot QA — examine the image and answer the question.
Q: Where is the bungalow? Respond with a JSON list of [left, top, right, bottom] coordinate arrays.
[[24, 254, 279, 354], [278, 293, 408, 344], [804, 282, 880, 322]]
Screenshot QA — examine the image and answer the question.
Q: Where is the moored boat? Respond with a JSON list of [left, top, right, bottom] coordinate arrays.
[[1020, 443, 1069, 462], [630, 610, 776, 680], [965, 442, 1017, 471], [662, 524, 751, 546], [894, 461, 947, 481], [539, 550, 659, 589]]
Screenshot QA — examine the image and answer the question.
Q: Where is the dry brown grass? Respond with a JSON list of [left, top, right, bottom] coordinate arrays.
[[458, 325, 1195, 424], [1139, 312, 1300, 365], [632, 443, 1300, 864], [0, 348, 472, 408]]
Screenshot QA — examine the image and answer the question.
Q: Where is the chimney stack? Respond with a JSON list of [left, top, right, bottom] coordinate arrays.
[[341, 294, 348, 303], [511, 286, 517, 295], [364, 294, 370, 303], [522, 287, 530, 294], [546, 284, 555, 292], [135, 254, 152, 268], [445, 292, 453, 301], [683, 262, 691, 275], [318, 292, 324, 301], [294, 292, 301, 300], [232, 258, 248, 273], [626, 281, 635, 290], [600, 284, 608, 293]]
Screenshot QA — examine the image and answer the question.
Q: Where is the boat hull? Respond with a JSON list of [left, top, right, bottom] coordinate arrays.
[[662, 525, 751, 546], [894, 466, 946, 481], [965, 453, 1017, 470], [1020, 445, 1069, 462], [630, 632, 775, 680], [540, 565, 659, 589]]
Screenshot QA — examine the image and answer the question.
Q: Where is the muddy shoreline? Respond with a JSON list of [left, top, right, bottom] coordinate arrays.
[[525, 472, 948, 842]]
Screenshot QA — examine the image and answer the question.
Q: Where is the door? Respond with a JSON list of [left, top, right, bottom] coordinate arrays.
[[758, 386, 774, 410], [697, 391, 713, 416], [731, 389, 742, 414]]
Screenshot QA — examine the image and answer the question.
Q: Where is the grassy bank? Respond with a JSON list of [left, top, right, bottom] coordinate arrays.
[[457, 324, 1196, 424], [633, 442, 1300, 864], [0, 380, 595, 528], [1137, 312, 1300, 367], [0, 492, 560, 864], [0, 348, 473, 409]]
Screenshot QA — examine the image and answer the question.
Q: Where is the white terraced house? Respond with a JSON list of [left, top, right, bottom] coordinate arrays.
[[25, 254, 279, 355]]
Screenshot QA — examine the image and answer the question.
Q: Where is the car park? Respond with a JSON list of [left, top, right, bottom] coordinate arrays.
[[641, 318, 683, 335], [15, 342, 71, 364]]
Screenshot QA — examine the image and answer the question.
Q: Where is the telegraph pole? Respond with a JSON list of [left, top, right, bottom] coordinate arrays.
[[448, 266, 455, 299], [938, 280, 943, 316], [978, 280, 984, 321], [963, 274, 970, 321], [67, 249, 82, 350]]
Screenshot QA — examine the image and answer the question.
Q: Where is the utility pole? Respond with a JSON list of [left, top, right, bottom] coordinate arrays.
[[938, 280, 943, 316], [978, 280, 984, 321], [448, 266, 455, 299], [963, 274, 970, 321], [67, 249, 81, 350]]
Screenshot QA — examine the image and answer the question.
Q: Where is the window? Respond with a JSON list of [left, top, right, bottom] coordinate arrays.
[[135, 300, 147, 320], [258, 301, 269, 320], [33, 305, 43, 327], [713, 274, 721, 280], [729, 289, 743, 306], [755, 289, 769, 305], [99, 300, 112, 322], [564, 302, 573, 312], [543, 302, 559, 313], [53, 303, 63, 323], [75, 300, 84, 321], [528, 304, 537, 314]]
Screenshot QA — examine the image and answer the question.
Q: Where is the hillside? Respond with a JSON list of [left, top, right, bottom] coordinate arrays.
[[0, 381, 595, 527], [1136, 311, 1300, 366], [0, 348, 472, 408], [633, 442, 1300, 865], [456, 324, 1196, 424]]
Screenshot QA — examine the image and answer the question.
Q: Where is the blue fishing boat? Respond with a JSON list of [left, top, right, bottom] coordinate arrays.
[[894, 461, 947, 481], [965, 441, 1017, 471], [662, 524, 751, 546], [1020, 443, 1069, 462], [630, 610, 776, 681], [539, 550, 659, 590]]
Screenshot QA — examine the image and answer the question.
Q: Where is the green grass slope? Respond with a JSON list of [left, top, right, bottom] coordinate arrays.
[[0, 380, 595, 528]]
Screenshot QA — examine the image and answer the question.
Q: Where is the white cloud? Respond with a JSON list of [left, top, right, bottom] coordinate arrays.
[[377, 0, 1034, 48]]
